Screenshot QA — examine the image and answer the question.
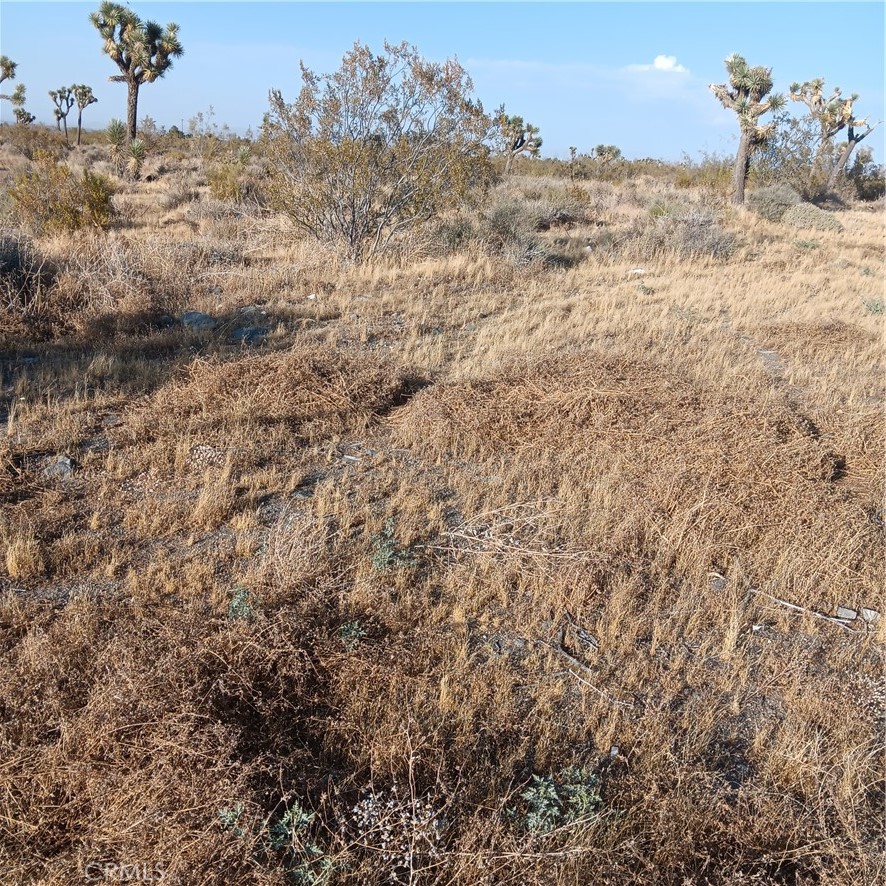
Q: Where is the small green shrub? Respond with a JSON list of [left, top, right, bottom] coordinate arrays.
[[339, 620, 367, 650], [227, 586, 255, 621], [9, 151, 116, 234], [781, 202, 844, 232], [371, 518, 416, 571], [747, 184, 801, 221], [862, 297, 885, 315], [515, 766, 603, 834]]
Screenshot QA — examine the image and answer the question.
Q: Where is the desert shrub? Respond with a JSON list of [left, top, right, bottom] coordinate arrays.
[[674, 151, 733, 197], [625, 207, 737, 261], [478, 198, 549, 267], [781, 202, 844, 232], [846, 148, 886, 202], [747, 184, 802, 221], [263, 41, 493, 262], [207, 163, 244, 202], [0, 230, 52, 312], [432, 215, 476, 253], [9, 151, 115, 234], [160, 173, 199, 211]]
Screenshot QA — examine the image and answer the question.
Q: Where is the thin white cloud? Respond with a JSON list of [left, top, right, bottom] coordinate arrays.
[[625, 55, 689, 74]]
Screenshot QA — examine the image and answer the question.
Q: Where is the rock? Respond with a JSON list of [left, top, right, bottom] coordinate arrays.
[[43, 454, 74, 479], [836, 606, 858, 621], [861, 608, 880, 625], [180, 310, 218, 332], [230, 326, 268, 345], [630, 267, 646, 275], [708, 572, 727, 591]]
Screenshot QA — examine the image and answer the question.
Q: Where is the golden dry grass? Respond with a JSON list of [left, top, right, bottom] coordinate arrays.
[[0, 139, 884, 884]]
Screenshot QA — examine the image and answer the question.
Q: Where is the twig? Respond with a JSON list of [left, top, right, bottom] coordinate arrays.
[[538, 639, 633, 709], [748, 588, 858, 633]]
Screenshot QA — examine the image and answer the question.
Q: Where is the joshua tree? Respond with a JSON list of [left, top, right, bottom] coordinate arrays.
[[49, 86, 76, 143], [790, 79, 881, 193], [710, 54, 785, 206], [0, 55, 17, 86], [498, 112, 542, 174], [89, 2, 183, 142], [72, 84, 98, 146], [594, 144, 623, 164], [8, 84, 35, 125]]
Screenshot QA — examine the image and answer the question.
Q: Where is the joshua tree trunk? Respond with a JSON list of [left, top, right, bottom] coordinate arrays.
[[126, 81, 139, 142], [61, 116, 69, 145], [732, 129, 752, 206], [826, 128, 861, 192], [504, 152, 514, 175], [77, 110, 83, 146]]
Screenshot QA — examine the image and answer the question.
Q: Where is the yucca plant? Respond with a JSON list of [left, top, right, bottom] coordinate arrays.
[[127, 138, 147, 180], [710, 54, 785, 205], [107, 118, 126, 174]]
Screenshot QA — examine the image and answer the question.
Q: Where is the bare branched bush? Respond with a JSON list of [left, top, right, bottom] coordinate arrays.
[[263, 40, 494, 262]]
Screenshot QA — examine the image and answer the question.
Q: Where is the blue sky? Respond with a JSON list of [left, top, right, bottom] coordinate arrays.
[[1, 2, 883, 162]]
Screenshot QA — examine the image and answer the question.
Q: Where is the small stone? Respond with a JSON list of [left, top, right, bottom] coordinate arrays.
[[708, 572, 727, 591], [630, 268, 646, 275], [609, 746, 620, 758], [861, 608, 880, 625], [180, 310, 218, 332], [230, 326, 268, 345], [836, 606, 858, 621], [43, 454, 74, 479]]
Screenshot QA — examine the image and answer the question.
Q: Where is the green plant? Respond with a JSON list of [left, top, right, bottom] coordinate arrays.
[[218, 803, 245, 837], [517, 767, 603, 834], [127, 138, 147, 179], [90, 2, 183, 142], [227, 586, 255, 621], [268, 802, 332, 885], [781, 202, 844, 232], [747, 184, 801, 221], [107, 118, 126, 174], [339, 620, 367, 650], [371, 518, 416, 571], [9, 151, 116, 234], [862, 297, 885, 315]]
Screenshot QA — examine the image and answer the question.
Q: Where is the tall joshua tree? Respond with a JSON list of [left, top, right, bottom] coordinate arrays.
[[498, 112, 542, 174], [50, 86, 76, 143], [72, 85, 98, 145], [89, 2, 183, 142], [710, 54, 785, 206], [790, 79, 881, 193]]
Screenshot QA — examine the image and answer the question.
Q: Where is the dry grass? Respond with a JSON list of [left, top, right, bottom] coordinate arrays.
[[0, 135, 883, 884]]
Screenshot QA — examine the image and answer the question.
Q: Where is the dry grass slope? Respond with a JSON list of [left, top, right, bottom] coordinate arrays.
[[0, 131, 883, 885]]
